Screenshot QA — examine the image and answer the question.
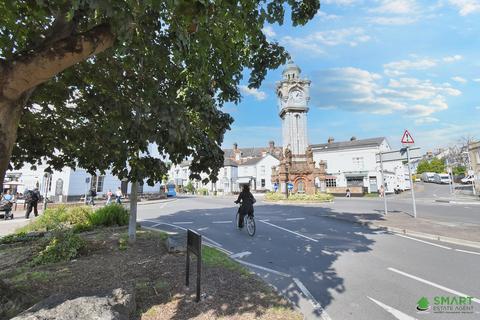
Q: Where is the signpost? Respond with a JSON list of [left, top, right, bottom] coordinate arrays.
[[185, 229, 202, 302], [376, 130, 420, 218], [401, 129, 417, 218]]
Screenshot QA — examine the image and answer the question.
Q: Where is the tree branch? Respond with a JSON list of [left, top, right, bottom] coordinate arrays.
[[1, 23, 115, 101]]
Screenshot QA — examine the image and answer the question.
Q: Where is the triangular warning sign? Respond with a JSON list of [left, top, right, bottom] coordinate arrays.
[[401, 130, 415, 144]]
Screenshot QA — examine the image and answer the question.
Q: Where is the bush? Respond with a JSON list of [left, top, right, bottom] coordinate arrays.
[[31, 230, 85, 265], [264, 191, 333, 202], [88, 204, 129, 227]]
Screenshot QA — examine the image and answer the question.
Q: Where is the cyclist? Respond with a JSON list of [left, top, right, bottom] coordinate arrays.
[[234, 185, 256, 228]]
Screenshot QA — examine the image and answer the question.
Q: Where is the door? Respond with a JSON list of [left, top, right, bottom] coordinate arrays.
[[369, 176, 378, 193]]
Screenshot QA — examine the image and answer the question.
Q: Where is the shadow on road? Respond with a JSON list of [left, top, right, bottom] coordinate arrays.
[[141, 201, 386, 319]]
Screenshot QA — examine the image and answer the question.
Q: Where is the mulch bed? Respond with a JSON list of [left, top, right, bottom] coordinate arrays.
[[0, 227, 300, 320]]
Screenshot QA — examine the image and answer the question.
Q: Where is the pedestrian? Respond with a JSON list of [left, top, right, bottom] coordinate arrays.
[[379, 185, 384, 197], [88, 188, 97, 206], [115, 187, 123, 204], [106, 189, 113, 205], [346, 188, 351, 198], [25, 188, 40, 219]]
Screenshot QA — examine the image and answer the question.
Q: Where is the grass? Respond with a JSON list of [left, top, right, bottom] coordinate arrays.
[[363, 192, 379, 198], [11, 271, 51, 285], [202, 246, 250, 277], [118, 233, 129, 251]]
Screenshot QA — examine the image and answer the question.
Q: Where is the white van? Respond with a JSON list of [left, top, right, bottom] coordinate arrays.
[[433, 173, 451, 184], [421, 172, 436, 183], [461, 175, 474, 184]]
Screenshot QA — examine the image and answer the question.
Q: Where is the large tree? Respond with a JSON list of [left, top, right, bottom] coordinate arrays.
[[1, 0, 320, 188]]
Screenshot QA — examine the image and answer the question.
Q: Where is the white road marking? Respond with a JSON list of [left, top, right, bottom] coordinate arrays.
[[151, 223, 162, 228], [293, 278, 332, 320], [368, 296, 417, 320], [201, 234, 225, 248], [212, 220, 232, 224], [455, 249, 480, 256], [234, 259, 291, 277], [321, 250, 335, 256], [230, 251, 251, 259], [158, 222, 187, 231], [172, 221, 193, 225], [156, 222, 226, 250], [197, 227, 208, 231], [395, 234, 452, 250], [388, 267, 480, 304], [286, 217, 305, 221], [259, 220, 318, 242]]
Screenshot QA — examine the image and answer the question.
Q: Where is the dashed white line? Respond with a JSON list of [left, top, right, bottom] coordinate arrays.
[[212, 220, 232, 224], [395, 234, 452, 250], [172, 221, 193, 225], [286, 217, 306, 221], [230, 251, 251, 259], [234, 259, 291, 277], [259, 220, 318, 242], [368, 296, 417, 320], [388, 267, 480, 304], [293, 278, 332, 320], [455, 248, 480, 256]]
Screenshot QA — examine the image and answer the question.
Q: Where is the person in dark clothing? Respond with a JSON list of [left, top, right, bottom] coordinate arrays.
[[25, 188, 40, 219], [88, 188, 97, 206], [234, 185, 256, 228]]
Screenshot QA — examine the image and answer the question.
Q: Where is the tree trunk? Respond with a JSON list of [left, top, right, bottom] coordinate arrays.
[[128, 181, 139, 243], [0, 94, 30, 187]]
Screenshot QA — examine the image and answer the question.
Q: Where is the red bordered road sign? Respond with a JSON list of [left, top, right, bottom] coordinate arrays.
[[401, 130, 415, 144]]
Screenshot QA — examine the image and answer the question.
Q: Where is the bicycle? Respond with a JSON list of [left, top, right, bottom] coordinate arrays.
[[234, 203, 256, 236]]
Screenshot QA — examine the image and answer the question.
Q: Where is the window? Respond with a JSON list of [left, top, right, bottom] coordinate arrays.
[[346, 176, 364, 187], [261, 179, 266, 188], [90, 175, 105, 192], [260, 165, 265, 175], [326, 178, 336, 187], [297, 179, 305, 193], [352, 157, 364, 170]]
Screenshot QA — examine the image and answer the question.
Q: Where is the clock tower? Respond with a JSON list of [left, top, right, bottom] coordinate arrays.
[[276, 60, 311, 155]]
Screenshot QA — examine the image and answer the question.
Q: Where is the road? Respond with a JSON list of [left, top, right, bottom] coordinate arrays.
[[137, 196, 480, 320]]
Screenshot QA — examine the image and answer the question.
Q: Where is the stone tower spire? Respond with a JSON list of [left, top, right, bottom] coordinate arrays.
[[276, 60, 311, 155]]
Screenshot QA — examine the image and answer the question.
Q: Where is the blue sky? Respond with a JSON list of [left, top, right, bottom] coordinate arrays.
[[222, 0, 480, 152]]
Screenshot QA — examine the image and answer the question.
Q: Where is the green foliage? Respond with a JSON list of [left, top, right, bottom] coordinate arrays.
[[118, 233, 129, 251], [185, 181, 195, 193], [196, 188, 209, 195], [416, 159, 446, 174], [6, 1, 320, 187], [453, 165, 466, 175], [202, 246, 249, 277], [31, 230, 85, 266], [88, 204, 129, 227], [0, 231, 32, 244], [264, 192, 334, 202]]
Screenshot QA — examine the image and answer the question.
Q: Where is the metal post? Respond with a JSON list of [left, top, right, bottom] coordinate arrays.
[[466, 146, 476, 196], [196, 246, 201, 302], [406, 146, 417, 218], [446, 158, 453, 195], [285, 165, 289, 199], [379, 152, 388, 215], [185, 249, 190, 287]]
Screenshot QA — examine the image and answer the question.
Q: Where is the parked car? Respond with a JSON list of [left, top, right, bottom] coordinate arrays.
[[461, 175, 475, 184], [433, 173, 451, 184], [421, 172, 436, 183]]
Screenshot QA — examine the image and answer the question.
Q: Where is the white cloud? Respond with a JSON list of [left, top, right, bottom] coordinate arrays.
[[262, 25, 276, 38], [239, 85, 267, 101], [448, 0, 480, 16], [443, 54, 463, 62], [473, 78, 480, 82], [310, 67, 461, 118], [476, 106, 480, 110], [451, 76, 467, 83], [415, 117, 440, 125], [281, 28, 371, 55], [370, 0, 418, 14], [316, 11, 340, 20], [368, 16, 418, 25], [384, 58, 437, 75]]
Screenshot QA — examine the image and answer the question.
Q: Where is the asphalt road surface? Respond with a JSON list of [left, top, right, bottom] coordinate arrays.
[[138, 196, 480, 320]]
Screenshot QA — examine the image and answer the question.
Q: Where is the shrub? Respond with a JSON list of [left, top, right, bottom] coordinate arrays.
[[31, 230, 85, 265], [88, 204, 129, 227], [264, 191, 333, 202]]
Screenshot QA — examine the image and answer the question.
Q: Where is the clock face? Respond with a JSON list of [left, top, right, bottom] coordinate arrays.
[[288, 89, 304, 104]]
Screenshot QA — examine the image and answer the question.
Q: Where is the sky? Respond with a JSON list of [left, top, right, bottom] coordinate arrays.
[[222, 0, 480, 152]]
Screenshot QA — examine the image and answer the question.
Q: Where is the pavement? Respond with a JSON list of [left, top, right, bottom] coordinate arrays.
[[135, 195, 480, 320]]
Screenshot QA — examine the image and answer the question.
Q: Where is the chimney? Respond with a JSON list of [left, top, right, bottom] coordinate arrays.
[[328, 137, 335, 144], [233, 143, 238, 151], [350, 136, 357, 141]]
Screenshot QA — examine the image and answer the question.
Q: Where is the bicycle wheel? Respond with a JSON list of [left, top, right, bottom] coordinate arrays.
[[246, 216, 256, 236], [234, 211, 241, 229]]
